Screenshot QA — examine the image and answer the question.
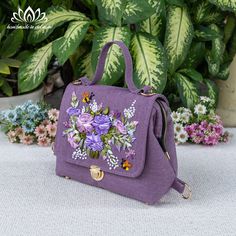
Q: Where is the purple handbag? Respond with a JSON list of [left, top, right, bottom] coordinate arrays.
[[54, 41, 191, 204]]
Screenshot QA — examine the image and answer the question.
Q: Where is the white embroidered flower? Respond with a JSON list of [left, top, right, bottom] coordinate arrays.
[[174, 123, 184, 135], [72, 148, 87, 160], [171, 111, 181, 122], [81, 106, 86, 114], [124, 100, 136, 119], [89, 99, 98, 112], [194, 104, 207, 115], [176, 130, 188, 144]]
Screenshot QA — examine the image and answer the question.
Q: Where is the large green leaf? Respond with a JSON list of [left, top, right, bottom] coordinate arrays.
[[139, 0, 166, 37], [229, 29, 236, 58], [91, 26, 131, 85], [164, 6, 193, 74], [205, 79, 218, 107], [0, 77, 13, 96], [195, 25, 220, 41], [76, 51, 93, 79], [0, 58, 22, 68], [209, 0, 236, 13], [165, 0, 185, 7], [130, 33, 167, 93], [18, 43, 53, 93], [224, 15, 236, 44], [194, 1, 222, 24], [28, 6, 88, 44], [0, 29, 23, 58], [96, 0, 125, 26], [52, 21, 89, 65], [205, 51, 220, 76], [123, 0, 155, 24], [182, 42, 205, 68], [178, 68, 203, 82], [175, 72, 199, 108], [0, 24, 6, 42], [217, 62, 230, 80], [0, 61, 10, 74]]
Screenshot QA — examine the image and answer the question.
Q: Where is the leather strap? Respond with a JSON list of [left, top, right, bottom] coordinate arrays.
[[80, 41, 151, 94]]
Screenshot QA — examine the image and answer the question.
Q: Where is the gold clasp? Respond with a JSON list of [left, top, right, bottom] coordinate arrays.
[[90, 165, 104, 181]]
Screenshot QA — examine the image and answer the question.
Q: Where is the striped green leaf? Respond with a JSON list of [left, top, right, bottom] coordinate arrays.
[[52, 21, 89, 65], [195, 25, 220, 41], [139, 0, 166, 37], [205, 79, 218, 107], [164, 6, 193, 74], [182, 42, 205, 68], [178, 68, 203, 82], [175, 72, 199, 108], [123, 0, 155, 24], [209, 0, 236, 13], [165, 0, 185, 7], [194, 1, 222, 24], [217, 62, 230, 80], [130, 33, 167, 93], [18, 43, 53, 93], [205, 51, 220, 76], [91, 26, 131, 85], [28, 6, 88, 44], [0, 29, 23, 58], [76, 51, 93, 79], [96, 0, 125, 26]]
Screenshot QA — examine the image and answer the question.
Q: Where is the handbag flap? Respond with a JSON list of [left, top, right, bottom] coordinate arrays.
[[55, 83, 164, 178]]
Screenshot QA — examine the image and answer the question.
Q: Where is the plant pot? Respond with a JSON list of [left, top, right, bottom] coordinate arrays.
[[216, 56, 236, 127], [0, 86, 45, 111]]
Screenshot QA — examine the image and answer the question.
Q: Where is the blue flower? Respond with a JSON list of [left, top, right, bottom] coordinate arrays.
[[4, 110, 17, 124], [66, 107, 80, 116], [92, 115, 111, 135], [22, 120, 35, 133], [85, 133, 103, 151]]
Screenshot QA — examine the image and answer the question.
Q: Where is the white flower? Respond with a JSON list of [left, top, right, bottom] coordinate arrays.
[[194, 104, 207, 115], [200, 96, 212, 102], [176, 130, 188, 143], [81, 106, 86, 114], [174, 123, 184, 135], [123, 100, 136, 119], [180, 113, 190, 124], [171, 111, 181, 122], [89, 100, 98, 112]]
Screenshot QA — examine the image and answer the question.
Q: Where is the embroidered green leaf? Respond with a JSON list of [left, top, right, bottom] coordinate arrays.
[[175, 72, 199, 108], [205, 79, 218, 107], [52, 21, 89, 64], [103, 107, 109, 115], [91, 26, 131, 85], [139, 0, 166, 37], [130, 33, 167, 93], [209, 0, 236, 13], [96, 0, 125, 26], [164, 6, 193, 74], [76, 51, 93, 79], [18, 43, 53, 93], [123, 0, 155, 24], [28, 6, 88, 44], [182, 42, 205, 68], [0, 29, 23, 58]]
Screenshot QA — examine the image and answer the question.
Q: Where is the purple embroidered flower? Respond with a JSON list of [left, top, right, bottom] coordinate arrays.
[[110, 110, 121, 118], [66, 107, 80, 116], [125, 149, 135, 159], [92, 115, 111, 135], [114, 120, 127, 134], [67, 133, 79, 149], [85, 133, 103, 151], [76, 113, 93, 133]]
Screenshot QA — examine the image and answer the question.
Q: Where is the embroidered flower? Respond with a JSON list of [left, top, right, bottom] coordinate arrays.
[[114, 120, 127, 134], [92, 115, 111, 135], [76, 113, 94, 133], [67, 132, 80, 149], [66, 107, 80, 116], [85, 133, 103, 151]]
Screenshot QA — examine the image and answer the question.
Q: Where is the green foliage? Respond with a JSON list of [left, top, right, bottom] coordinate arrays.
[[1, 0, 233, 109]]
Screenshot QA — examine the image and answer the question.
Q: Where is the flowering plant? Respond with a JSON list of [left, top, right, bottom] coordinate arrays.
[[171, 96, 229, 145], [0, 101, 59, 146], [63, 91, 138, 170]]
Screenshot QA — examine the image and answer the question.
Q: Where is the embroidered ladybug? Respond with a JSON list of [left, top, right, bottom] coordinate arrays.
[[121, 159, 132, 171]]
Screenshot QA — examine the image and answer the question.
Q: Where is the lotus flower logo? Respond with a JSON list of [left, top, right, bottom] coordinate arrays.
[[11, 6, 47, 23]]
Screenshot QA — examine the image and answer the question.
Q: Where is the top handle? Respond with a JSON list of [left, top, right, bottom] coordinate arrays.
[[80, 41, 151, 94]]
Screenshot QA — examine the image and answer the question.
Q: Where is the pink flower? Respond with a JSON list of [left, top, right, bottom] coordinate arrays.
[[35, 125, 47, 137], [114, 120, 127, 134], [37, 136, 51, 146], [203, 134, 219, 145], [76, 113, 94, 133], [42, 119, 50, 126], [48, 109, 59, 122], [21, 134, 34, 145], [7, 130, 17, 143], [15, 127, 24, 138], [46, 123, 57, 137], [67, 133, 79, 149]]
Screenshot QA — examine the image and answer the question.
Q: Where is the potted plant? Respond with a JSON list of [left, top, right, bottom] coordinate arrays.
[[17, 0, 236, 113]]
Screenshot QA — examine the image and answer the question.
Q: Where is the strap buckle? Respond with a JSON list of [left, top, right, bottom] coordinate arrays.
[[182, 183, 192, 199]]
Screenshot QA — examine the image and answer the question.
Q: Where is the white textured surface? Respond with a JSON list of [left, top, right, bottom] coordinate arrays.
[[0, 129, 236, 236]]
